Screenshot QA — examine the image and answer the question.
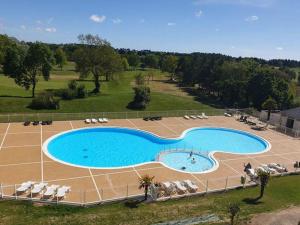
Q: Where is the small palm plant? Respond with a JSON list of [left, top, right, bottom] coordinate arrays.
[[227, 202, 240, 225], [257, 170, 270, 199], [138, 175, 155, 201]]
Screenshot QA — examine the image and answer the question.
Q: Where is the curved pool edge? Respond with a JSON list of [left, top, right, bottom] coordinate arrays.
[[42, 126, 271, 175]]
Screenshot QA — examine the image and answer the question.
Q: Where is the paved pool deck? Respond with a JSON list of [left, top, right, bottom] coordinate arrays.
[[0, 116, 299, 204]]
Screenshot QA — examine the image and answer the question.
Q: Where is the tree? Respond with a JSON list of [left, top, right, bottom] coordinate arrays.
[[73, 34, 123, 93], [127, 53, 140, 69], [262, 97, 278, 121], [257, 170, 270, 199], [3, 46, 25, 77], [161, 55, 178, 81], [122, 57, 129, 71], [227, 202, 240, 225], [135, 73, 145, 86], [130, 86, 151, 109], [0, 34, 15, 66], [138, 175, 154, 201], [3, 42, 53, 98], [144, 54, 159, 69], [54, 47, 67, 70]]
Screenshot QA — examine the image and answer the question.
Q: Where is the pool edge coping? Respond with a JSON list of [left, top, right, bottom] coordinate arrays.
[[42, 126, 271, 175]]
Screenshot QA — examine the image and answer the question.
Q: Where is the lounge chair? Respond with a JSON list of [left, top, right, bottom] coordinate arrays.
[[102, 118, 108, 123], [16, 181, 34, 193], [201, 112, 208, 119], [143, 117, 150, 121], [197, 115, 204, 119], [224, 112, 232, 117], [32, 121, 40, 126], [41, 121, 48, 125], [56, 186, 71, 199], [98, 118, 104, 123], [246, 168, 257, 180], [91, 118, 97, 123], [268, 163, 287, 173], [85, 119, 91, 124], [43, 185, 59, 198], [260, 164, 276, 174], [31, 182, 48, 195], [182, 180, 198, 192], [183, 115, 190, 120], [23, 121, 30, 126], [172, 181, 187, 193], [190, 115, 197, 119], [252, 123, 268, 131], [256, 166, 268, 173], [46, 120, 53, 125], [161, 182, 176, 195]]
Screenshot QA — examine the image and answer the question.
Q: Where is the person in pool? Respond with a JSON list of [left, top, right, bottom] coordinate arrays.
[[191, 157, 196, 164], [189, 151, 193, 158]]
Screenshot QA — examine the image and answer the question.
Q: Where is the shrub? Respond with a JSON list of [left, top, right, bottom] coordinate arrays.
[[29, 92, 60, 110], [68, 80, 78, 90], [128, 86, 151, 109], [77, 84, 87, 98], [61, 89, 77, 100]]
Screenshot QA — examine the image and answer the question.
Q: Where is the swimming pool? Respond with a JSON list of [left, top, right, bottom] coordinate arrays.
[[43, 127, 270, 173]]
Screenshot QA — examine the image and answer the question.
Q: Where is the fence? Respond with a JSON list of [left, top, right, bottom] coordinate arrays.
[[0, 109, 224, 123], [1, 167, 299, 207], [272, 124, 300, 138]]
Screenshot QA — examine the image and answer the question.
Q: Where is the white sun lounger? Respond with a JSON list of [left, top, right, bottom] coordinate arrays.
[[56, 186, 71, 199], [31, 183, 48, 194], [102, 118, 108, 123], [201, 112, 208, 119], [268, 163, 287, 173], [190, 115, 197, 119], [98, 118, 104, 123], [43, 185, 59, 197], [197, 115, 204, 119], [260, 164, 276, 174], [183, 180, 198, 192], [91, 118, 97, 123], [85, 119, 91, 124], [16, 181, 34, 193], [246, 168, 257, 178], [224, 112, 232, 117], [184, 115, 190, 120], [173, 181, 187, 193], [162, 182, 176, 195]]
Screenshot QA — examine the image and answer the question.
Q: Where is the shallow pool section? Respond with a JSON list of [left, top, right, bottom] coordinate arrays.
[[43, 127, 269, 173], [157, 151, 215, 173]]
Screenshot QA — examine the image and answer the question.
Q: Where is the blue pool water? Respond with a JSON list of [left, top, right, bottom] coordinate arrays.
[[44, 127, 269, 172]]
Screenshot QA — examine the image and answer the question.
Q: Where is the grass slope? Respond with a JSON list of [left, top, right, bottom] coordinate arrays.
[[0, 63, 217, 114], [0, 175, 299, 225]]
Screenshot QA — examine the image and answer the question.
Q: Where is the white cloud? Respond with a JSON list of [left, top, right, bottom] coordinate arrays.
[[167, 22, 176, 26], [112, 18, 122, 24], [90, 14, 106, 23], [195, 10, 203, 17], [245, 15, 259, 22], [45, 27, 56, 32], [20, 25, 26, 30], [276, 47, 283, 51]]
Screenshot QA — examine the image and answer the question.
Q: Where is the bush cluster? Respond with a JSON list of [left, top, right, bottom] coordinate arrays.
[[61, 80, 87, 100], [29, 92, 60, 110]]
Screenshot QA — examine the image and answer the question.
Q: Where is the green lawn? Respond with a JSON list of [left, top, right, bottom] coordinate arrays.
[[0, 175, 300, 225], [0, 63, 218, 114]]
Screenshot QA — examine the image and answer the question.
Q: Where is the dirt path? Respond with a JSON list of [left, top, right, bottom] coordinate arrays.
[[248, 207, 300, 225]]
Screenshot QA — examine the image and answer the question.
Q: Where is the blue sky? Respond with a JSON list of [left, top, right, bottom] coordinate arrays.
[[0, 0, 299, 60]]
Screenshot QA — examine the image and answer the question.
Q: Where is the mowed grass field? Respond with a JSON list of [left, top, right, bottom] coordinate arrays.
[[0, 62, 217, 114], [0, 175, 300, 225]]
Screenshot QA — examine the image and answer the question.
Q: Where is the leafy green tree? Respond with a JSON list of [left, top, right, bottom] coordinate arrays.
[[262, 97, 278, 120], [54, 47, 67, 70], [138, 175, 154, 201], [161, 55, 178, 81], [3, 42, 53, 98], [227, 202, 240, 225], [73, 34, 123, 93], [129, 86, 151, 109], [144, 54, 159, 69], [127, 53, 140, 69], [0, 34, 15, 65], [257, 170, 270, 199], [122, 57, 129, 71], [135, 73, 145, 86], [3, 46, 25, 77]]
